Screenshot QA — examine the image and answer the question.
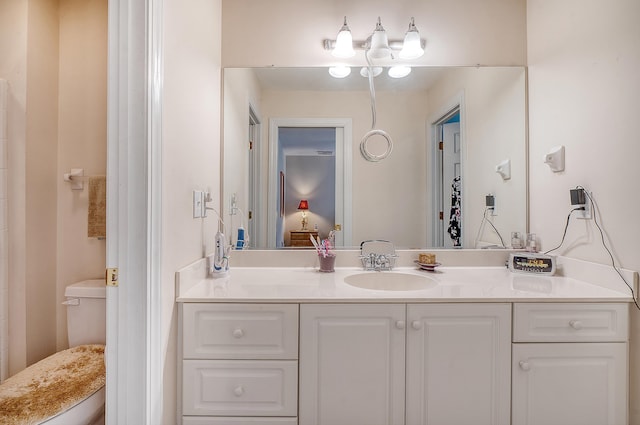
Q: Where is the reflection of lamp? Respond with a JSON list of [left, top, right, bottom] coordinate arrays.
[[298, 199, 309, 230]]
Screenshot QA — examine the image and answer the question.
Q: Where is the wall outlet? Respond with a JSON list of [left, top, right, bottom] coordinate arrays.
[[570, 188, 592, 219], [486, 194, 497, 216], [576, 196, 592, 219]]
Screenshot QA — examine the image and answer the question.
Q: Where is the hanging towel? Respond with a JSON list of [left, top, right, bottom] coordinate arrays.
[[447, 176, 461, 247], [88, 176, 106, 238]]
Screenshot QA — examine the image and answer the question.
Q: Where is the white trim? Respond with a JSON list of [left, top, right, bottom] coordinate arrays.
[[248, 106, 261, 248], [427, 91, 466, 248], [147, 0, 163, 423], [267, 118, 352, 248], [0, 79, 8, 382], [106, 0, 160, 423]]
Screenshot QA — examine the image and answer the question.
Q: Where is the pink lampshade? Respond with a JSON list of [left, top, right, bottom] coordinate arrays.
[[297, 199, 309, 210]]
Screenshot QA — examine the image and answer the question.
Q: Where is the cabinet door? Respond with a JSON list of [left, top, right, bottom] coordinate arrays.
[[406, 303, 511, 425], [512, 342, 627, 425], [299, 304, 406, 425]]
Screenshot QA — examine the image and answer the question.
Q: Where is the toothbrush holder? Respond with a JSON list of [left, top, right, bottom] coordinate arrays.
[[318, 253, 336, 273]]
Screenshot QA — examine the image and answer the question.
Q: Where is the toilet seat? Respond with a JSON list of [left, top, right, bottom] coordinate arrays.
[[41, 386, 105, 425], [0, 345, 105, 425]]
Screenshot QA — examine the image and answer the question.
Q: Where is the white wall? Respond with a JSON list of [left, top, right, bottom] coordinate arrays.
[[162, 0, 222, 423], [222, 0, 526, 67], [527, 0, 640, 423], [56, 0, 108, 352], [0, 0, 61, 374]]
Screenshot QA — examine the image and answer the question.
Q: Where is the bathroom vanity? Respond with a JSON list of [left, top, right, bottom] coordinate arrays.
[[175, 258, 634, 425]]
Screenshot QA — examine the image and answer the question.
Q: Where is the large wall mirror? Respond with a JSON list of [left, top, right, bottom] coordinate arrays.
[[223, 66, 527, 250]]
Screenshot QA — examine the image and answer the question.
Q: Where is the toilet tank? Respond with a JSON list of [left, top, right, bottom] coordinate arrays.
[[64, 279, 106, 347]]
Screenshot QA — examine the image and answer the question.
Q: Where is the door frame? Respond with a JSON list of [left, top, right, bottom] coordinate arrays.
[[106, 0, 163, 423], [247, 105, 261, 248], [427, 92, 466, 248], [268, 118, 352, 248]]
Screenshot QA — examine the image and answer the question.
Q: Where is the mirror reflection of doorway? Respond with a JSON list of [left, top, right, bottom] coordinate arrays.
[[268, 118, 352, 249], [431, 107, 462, 248], [278, 127, 336, 247]]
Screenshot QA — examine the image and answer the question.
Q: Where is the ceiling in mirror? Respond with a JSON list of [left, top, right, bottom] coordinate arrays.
[[252, 67, 446, 92], [223, 66, 528, 251]]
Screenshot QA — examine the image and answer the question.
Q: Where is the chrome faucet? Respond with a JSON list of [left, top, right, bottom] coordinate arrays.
[[360, 240, 398, 271]]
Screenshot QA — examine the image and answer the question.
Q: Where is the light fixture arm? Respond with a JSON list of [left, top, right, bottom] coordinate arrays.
[[323, 38, 425, 52]]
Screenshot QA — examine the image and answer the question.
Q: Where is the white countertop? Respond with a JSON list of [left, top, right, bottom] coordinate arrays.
[[176, 265, 634, 303]]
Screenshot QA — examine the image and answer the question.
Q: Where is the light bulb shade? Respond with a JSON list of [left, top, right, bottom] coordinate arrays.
[[368, 29, 390, 59], [332, 17, 355, 58], [399, 18, 424, 59], [328, 66, 351, 78], [359, 66, 383, 78], [399, 30, 424, 59], [297, 199, 309, 210], [388, 66, 412, 78]]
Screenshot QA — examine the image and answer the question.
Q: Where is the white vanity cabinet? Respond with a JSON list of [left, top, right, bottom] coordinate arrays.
[[298, 303, 512, 425], [180, 303, 299, 424], [511, 303, 629, 425], [406, 304, 512, 425], [178, 299, 630, 425], [299, 304, 407, 425]]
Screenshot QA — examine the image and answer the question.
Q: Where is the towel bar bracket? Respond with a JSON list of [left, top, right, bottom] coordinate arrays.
[[63, 168, 84, 190]]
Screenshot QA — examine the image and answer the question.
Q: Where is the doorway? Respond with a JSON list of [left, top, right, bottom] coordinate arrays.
[[430, 106, 463, 248], [268, 118, 352, 248]]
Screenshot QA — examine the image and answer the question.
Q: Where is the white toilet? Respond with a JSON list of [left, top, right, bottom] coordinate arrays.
[[0, 279, 106, 425]]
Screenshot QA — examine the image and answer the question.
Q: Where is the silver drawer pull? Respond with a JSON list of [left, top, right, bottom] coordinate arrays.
[[232, 328, 245, 338], [519, 360, 531, 371], [234, 386, 244, 397], [569, 320, 583, 330]]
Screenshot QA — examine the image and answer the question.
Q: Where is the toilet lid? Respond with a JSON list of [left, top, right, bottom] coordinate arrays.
[[0, 344, 105, 424]]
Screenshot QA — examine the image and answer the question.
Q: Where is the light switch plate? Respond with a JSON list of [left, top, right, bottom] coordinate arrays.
[[193, 190, 204, 218]]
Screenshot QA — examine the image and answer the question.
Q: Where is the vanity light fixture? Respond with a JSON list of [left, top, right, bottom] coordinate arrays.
[[324, 16, 425, 59], [328, 66, 352, 78], [298, 199, 309, 231], [332, 17, 355, 58], [388, 65, 412, 78]]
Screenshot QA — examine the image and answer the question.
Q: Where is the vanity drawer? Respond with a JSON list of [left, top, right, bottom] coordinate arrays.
[[182, 360, 298, 417], [183, 303, 298, 359], [513, 303, 629, 342]]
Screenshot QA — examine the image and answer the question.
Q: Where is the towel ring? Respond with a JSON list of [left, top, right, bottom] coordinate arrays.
[[360, 129, 393, 162]]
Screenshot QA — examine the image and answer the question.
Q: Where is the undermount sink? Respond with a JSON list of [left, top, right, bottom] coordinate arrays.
[[344, 272, 437, 291]]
